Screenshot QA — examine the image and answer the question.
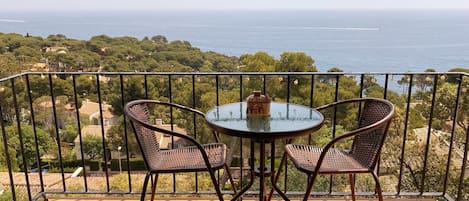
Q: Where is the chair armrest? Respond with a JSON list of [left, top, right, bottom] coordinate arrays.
[[315, 98, 368, 112], [311, 110, 391, 174]]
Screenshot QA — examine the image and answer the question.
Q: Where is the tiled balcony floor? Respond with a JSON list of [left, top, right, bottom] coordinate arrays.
[[50, 198, 436, 201]]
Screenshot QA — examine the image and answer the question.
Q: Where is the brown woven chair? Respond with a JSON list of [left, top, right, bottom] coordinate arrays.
[[124, 100, 236, 201], [280, 98, 394, 201]]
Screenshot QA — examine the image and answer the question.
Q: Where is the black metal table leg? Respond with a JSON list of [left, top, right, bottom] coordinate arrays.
[[259, 140, 267, 201], [269, 139, 292, 201]]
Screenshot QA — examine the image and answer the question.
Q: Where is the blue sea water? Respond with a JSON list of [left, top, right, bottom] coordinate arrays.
[[1, 9, 469, 72]]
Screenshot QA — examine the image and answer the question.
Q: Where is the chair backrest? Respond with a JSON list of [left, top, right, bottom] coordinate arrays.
[[350, 98, 394, 169], [124, 100, 161, 169]]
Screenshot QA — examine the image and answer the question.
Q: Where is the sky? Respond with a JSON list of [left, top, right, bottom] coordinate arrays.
[[1, 0, 469, 11]]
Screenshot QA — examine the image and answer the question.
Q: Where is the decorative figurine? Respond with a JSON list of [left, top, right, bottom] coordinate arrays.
[[246, 90, 271, 116]]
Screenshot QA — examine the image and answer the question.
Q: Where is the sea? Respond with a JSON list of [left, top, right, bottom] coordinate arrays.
[[1, 9, 469, 72]]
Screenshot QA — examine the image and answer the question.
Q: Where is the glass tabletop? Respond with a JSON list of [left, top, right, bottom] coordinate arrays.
[[205, 102, 324, 139]]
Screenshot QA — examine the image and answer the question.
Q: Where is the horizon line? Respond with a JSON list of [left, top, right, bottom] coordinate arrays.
[[2, 8, 469, 12]]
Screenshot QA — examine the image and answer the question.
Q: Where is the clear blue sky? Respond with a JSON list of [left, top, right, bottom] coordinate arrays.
[[1, 0, 469, 11]]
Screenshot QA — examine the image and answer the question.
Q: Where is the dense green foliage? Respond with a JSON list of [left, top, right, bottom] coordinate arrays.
[[0, 33, 239, 77], [0, 124, 55, 171]]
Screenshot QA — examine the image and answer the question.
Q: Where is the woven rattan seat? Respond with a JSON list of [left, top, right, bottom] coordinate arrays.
[[124, 100, 236, 201], [286, 145, 368, 173], [149, 143, 226, 172], [279, 98, 394, 201]]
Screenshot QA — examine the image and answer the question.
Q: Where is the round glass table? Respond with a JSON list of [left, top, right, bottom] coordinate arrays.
[[205, 102, 324, 201]]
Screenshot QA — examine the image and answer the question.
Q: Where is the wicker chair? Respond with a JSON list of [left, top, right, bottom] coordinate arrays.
[[280, 98, 394, 201], [124, 100, 236, 201]]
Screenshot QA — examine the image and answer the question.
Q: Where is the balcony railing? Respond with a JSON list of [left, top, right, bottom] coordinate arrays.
[[0, 72, 468, 201]]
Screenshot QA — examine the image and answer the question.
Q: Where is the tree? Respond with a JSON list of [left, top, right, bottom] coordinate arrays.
[[413, 69, 436, 92], [73, 75, 99, 102], [60, 124, 79, 143], [202, 51, 238, 72], [13, 46, 41, 62], [151, 35, 168, 43], [46, 34, 67, 42], [107, 75, 157, 116], [0, 52, 19, 77], [436, 82, 468, 129], [1, 124, 55, 171], [81, 135, 104, 160], [105, 116, 139, 155], [275, 52, 317, 72], [446, 68, 469, 84], [239, 52, 276, 72], [72, 49, 101, 71], [399, 138, 453, 193]]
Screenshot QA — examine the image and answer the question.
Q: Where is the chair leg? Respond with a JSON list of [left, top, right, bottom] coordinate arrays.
[[224, 163, 237, 194], [208, 169, 224, 201], [141, 172, 151, 201], [150, 174, 159, 201], [371, 172, 383, 201], [303, 173, 319, 201], [349, 174, 356, 201]]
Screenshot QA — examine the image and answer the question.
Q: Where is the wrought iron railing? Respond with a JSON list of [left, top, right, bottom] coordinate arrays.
[[0, 72, 468, 201]]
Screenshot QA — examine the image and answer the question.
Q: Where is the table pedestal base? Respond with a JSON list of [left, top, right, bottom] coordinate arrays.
[[231, 139, 290, 201]]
